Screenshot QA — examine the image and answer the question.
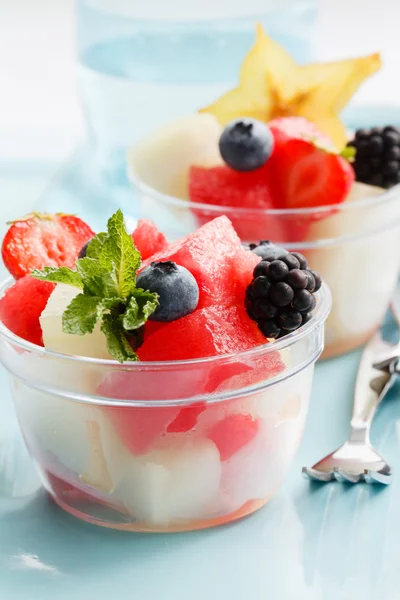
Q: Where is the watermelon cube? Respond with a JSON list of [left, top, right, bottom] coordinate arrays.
[[131, 219, 168, 260], [188, 165, 288, 243], [140, 215, 244, 308]]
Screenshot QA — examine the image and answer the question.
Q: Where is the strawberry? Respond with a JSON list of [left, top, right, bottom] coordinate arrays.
[[269, 117, 335, 151], [0, 276, 55, 346], [2, 213, 95, 279], [267, 117, 354, 210]]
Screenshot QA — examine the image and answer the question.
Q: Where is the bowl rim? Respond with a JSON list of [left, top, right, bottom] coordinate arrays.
[[128, 152, 400, 218], [0, 277, 331, 369]]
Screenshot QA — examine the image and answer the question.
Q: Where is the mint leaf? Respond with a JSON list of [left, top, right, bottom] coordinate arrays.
[[76, 257, 118, 298], [86, 231, 108, 259], [62, 294, 106, 335], [99, 209, 141, 298], [32, 210, 160, 363], [32, 266, 83, 289], [123, 289, 159, 330], [101, 313, 139, 363]]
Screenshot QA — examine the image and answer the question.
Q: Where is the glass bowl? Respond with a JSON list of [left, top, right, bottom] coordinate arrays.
[[0, 279, 330, 533], [130, 162, 400, 359]]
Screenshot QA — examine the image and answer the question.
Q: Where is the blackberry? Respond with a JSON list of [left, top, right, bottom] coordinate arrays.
[[245, 243, 322, 338], [347, 126, 400, 189]]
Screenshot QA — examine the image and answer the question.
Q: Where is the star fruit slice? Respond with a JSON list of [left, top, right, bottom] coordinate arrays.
[[200, 24, 381, 149]]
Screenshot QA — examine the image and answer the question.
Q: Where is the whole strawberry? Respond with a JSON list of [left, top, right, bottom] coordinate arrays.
[[2, 213, 94, 279]]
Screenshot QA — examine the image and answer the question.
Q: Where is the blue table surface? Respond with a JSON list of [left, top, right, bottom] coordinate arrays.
[[2, 104, 400, 600]]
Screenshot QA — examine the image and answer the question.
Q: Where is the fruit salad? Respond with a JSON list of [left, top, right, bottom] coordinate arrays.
[[0, 210, 330, 532], [129, 25, 400, 358]]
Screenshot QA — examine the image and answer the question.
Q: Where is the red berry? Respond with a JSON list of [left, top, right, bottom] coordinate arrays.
[[131, 219, 168, 260], [208, 414, 260, 461], [267, 118, 354, 210], [2, 213, 95, 279], [0, 276, 55, 346]]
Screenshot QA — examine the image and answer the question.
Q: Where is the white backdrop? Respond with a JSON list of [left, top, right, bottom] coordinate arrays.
[[1, 0, 399, 164]]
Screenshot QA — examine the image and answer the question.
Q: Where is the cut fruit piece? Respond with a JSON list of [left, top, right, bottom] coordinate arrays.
[[140, 215, 244, 308], [266, 137, 354, 210], [189, 164, 273, 209], [209, 414, 260, 461], [2, 213, 94, 279], [128, 113, 223, 199], [14, 388, 124, 493], [200, 24, 381, 149], [138, 305, 267, 362], [0, 276, 55, 346], [118, 437, 221, 525], [188, 164, 287, 242], [131, 219, 168, 260], [40, 283, 111, 359]]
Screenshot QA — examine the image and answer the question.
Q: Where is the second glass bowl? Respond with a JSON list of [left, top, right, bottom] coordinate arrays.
[[130, 163, 400, 359]]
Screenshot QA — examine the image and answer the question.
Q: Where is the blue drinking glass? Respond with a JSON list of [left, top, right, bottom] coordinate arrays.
[[76, 0, 318, 187]]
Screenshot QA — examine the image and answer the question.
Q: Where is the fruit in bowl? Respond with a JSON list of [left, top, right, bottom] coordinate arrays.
[[128, 25, 400, 359], [0, 210, 330, 532]]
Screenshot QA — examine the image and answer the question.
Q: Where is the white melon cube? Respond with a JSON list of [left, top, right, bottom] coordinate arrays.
[[119, 437, 221, 526], [40, 283, 111, 359]]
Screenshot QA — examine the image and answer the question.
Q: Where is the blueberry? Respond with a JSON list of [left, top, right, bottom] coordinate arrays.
[[219, 118, 274, 172], [286, 269, 308, 290], [253, 261, 270, 279], [292, 289, 316, 313], [291, 252, 308, 270], [269, 282, 294, 307], [279, 310, 303, 332], [258, 319, 281, 339], [78, 239, 92, 259], [251, 276, 271, 298], [251, 241, 287, 262], [268, 260, 289, 282], [136, 261, 199, 322]]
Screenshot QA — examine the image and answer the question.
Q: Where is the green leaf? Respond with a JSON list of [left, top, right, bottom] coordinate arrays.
[[86, 231, 108, 259], [62, 294, 106, 335], [340, 145, 356, 162], [123, 289, 159, 330], [32, 266, 83, 289], [101, 313, 139, 363], [99, 209, 141, 298], [76, 257, 118, 298]]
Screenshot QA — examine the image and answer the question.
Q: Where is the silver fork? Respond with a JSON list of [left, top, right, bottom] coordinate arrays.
[[302, 304, 400, 484]]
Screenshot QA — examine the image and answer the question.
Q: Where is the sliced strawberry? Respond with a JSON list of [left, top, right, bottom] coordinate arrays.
[[131, 219, 168, 260], [267, 138, 354, 210], [209, 414, 260, 461], [268, 117, 335, 151], [267, 117, 354, 211], [2, 213, 95, 279], [0, 275, 55, 346]]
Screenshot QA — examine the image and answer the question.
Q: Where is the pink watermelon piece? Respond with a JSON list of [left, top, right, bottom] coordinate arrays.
[[188, 165, 288, 243], [209, 414, 260, 461], [131, 219, 168, 260], [140, 215, 244, 309]]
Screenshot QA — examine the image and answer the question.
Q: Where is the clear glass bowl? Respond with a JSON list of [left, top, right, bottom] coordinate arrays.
[[130, 168, 400, 359], [0, 280, 330, 532]]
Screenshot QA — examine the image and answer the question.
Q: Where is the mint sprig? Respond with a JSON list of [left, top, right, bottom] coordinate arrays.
[[32, 210, 159, 363]]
